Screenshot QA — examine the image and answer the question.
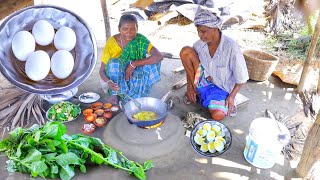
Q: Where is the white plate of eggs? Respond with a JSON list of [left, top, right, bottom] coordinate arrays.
[[0, 5, 97, 95], [190, 120, 232, 157]]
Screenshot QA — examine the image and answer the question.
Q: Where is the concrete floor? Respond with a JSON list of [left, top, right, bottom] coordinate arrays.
[[0, 47, 304, 180]]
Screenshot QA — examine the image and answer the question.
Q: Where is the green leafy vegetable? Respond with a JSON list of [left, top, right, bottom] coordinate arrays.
[[0, 122, 153, 180], [47, 101, 81, 122]]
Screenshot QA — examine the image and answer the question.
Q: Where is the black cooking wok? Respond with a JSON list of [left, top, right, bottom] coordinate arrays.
[[119, 97, 172, 127]]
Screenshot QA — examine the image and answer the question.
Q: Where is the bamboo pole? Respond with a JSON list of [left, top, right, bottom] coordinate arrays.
[[296, 111, 320, 177], [100, 0, 111, 42], [297, 13, 320, 92]]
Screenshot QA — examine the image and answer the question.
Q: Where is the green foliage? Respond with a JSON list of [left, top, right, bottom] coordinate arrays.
[[0, 122, 153, 180]]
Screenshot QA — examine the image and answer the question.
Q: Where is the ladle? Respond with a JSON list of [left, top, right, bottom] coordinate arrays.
[[265, 110, 290, 144], [118, 93, 142, 110]]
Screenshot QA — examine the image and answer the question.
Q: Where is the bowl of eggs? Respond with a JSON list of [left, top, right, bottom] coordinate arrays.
[[190, 120, 232, 157], [0, 5, 97, 94]]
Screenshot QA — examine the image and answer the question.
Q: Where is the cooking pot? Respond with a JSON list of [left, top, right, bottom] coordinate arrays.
[[119, 97, 172, 127]]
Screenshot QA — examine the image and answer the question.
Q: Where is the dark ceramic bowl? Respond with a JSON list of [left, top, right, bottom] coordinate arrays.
[[190, 120, 232, 157]]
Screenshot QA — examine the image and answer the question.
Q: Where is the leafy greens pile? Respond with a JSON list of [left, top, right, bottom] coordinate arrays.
[[0, 122, 153, 180]]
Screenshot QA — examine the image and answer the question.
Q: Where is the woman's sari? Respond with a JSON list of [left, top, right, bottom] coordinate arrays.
[[105, 33, 161, 102]]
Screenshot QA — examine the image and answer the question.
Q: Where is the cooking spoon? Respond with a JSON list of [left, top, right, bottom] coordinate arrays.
[[265, 110, 290, 144], [118, 93, 142, 110]]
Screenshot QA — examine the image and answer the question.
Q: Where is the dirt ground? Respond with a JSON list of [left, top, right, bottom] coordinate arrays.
[[0, 0, 319, 180]]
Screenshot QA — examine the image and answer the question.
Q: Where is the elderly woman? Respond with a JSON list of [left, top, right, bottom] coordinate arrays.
[[180, 7, 249, 121], [100, 14, 163, 104]]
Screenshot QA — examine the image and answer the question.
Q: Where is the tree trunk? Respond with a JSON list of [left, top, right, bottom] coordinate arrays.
[[296, 112, 320, 177], [100, 0, 110, 42], [297, 13, 320, 92]]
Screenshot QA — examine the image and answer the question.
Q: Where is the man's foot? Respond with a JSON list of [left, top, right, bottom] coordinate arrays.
[[105, 95, 119, 105]]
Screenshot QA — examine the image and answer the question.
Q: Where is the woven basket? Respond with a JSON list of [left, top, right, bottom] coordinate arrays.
[[243, 50, 279, 81]]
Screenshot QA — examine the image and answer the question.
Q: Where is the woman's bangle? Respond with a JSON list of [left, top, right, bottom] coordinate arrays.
[[130, 61, 136, 69]]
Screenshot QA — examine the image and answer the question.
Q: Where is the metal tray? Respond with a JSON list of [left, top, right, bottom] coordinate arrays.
[[46, 102, 81, 123]]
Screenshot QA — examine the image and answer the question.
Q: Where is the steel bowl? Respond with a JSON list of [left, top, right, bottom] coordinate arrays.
[[0, 5, 97, 94], [120, 97, 172, 127], [190, 120, 232, 157], [46, 101, 81, 123]]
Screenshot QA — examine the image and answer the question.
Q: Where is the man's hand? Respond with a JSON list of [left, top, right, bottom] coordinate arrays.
[[187, 84, 198, 103], [225, 95, 235, 116], [125, 65, 135, 81]]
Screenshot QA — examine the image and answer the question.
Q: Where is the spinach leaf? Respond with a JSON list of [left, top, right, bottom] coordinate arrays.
[[22, 149, 42, 163], [59, 164, 75, 180], [56, 152, 81, 166]]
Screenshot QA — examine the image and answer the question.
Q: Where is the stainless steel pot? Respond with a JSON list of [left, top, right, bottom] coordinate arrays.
[[119, 97, 172, 127]]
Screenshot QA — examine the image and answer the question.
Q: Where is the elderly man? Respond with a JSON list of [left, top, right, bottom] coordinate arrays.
[[180, 7, 249, 121]]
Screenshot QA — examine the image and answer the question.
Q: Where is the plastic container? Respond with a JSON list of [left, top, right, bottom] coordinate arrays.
[[243, 117, 290, 169]]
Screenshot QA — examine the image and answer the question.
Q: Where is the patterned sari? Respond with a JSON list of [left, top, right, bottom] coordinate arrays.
[[105, 33, 161, 102]]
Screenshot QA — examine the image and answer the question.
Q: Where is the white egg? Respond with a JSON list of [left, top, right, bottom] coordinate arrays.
[[12, 31, 35, 61], [54, 27, 76, 51], [194, 135, 205, 146], [25, 51, 50, 81], [32, 20, 55, 46], [208, 141, 216, 153], [203, 122, 212, 131], [206, 130, 216, 142], [196, 129, 207, 137], [51, 50, 74, 79]]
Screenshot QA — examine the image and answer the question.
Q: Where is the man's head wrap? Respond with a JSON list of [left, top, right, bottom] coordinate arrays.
[[194, 7, 222, 29]]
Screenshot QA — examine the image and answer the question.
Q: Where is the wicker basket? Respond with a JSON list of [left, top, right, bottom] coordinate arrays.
[[243, 50, 279, 81]]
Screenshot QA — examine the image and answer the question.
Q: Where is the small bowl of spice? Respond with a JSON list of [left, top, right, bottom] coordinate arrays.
[[91, 102, 103, 110], [81, 123, 96, 134], [94, 117, 107, 127], [83, 108, 93, 116], [94, 109, 104, 116], [84, 113, 97, 123]]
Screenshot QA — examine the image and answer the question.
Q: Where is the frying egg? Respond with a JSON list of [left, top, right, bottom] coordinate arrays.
[[208, 141, 216, 153], [196, 129, 207, 137], [194, 135, 204, 146], [200, 143, 209, 152], [12, 31, 35, 61], [54, 27, 76, 51], [25, 50, 50, 81], [32, 20, 55, 46], [51, 50, 74, 79], [211, 125, 221, 133], [203, 122, 212, 131], [206, 130, 216, 142]]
